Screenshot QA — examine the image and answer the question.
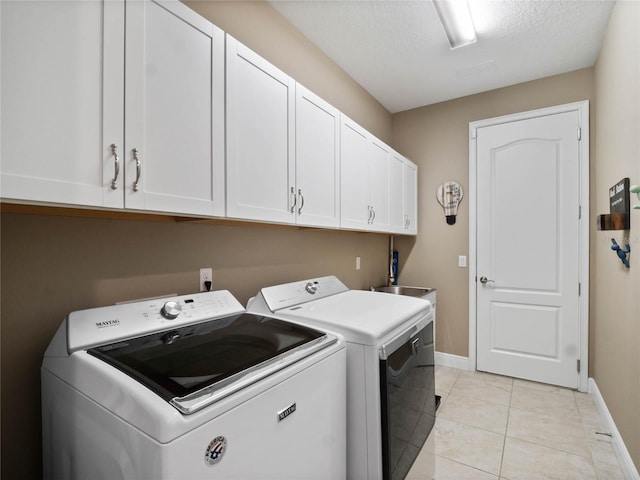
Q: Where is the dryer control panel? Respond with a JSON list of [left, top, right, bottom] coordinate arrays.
[[260, 276, 349, 312]]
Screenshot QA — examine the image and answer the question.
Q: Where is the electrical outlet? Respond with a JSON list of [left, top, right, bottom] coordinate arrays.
[[356, 257, 361, 270], [200, 268, 213, 292]]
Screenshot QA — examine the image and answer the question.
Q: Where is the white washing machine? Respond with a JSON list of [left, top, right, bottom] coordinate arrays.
[[42, 290, 346, 479], [247, 276, 435, 480]]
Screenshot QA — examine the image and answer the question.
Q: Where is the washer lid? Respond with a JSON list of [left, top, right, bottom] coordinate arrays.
[[272, 290, 431, 345], [88, 313, 335, 414]]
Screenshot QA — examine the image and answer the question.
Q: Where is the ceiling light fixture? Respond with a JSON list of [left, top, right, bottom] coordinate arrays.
[[433, 0, 477, 49]]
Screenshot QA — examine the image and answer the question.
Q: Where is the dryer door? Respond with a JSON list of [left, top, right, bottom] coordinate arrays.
[[379, 321, 435, 480]]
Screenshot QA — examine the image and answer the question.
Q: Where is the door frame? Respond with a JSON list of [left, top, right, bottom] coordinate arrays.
[[468, 101, 590, 392]]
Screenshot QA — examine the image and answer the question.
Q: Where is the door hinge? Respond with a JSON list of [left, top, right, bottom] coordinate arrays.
[[577, 127, 582, 141], [577, 359, 581, 373], [471, 128, 477, 139]]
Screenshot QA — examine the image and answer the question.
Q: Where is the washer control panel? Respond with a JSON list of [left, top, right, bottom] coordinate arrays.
[[261, 276, 349, 312], [67, 290, 245, 353]]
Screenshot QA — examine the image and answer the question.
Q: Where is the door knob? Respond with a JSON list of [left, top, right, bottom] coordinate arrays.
[[479, 276, 495, 285]]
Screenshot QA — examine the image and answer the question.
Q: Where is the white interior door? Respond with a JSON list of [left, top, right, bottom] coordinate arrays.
[[475, 109, 584, 389]]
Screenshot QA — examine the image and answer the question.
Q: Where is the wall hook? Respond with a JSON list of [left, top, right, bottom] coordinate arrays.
[[630, 184, 640, 210], [610, 238, 631, 268]]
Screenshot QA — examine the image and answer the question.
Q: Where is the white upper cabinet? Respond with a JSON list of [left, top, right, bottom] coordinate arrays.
[[389, 151, 406, 233], [389, 150, 419, 235], [124, 1, 225, 216], [1, 0, 124, 207], [2, 2, 417, 234], [226, 35, 296, 224], [340, 115, 394, 232], [340, 117, 370, 231], [340, 115, 418, 235], [403, 158, 418, 235], [1, 0, 224, 216], [226, 40, 340, 227], [295, 84, 340, 228], [367, 139, 391, 231]]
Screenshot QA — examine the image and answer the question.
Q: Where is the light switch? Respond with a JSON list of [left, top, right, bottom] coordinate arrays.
[[458, 255, 467, 268]]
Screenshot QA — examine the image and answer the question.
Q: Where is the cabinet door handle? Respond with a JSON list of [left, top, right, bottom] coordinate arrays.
[[290, 186, 297, 213], [367, 205, 372, 224], [371, 207, 376, 223], [110, 144, 120, 190], [132, 148, 141, 192], [297, 189, 304, 215]]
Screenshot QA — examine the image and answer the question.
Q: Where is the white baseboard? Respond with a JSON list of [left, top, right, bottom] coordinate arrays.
[[589, 378, 639, 479], [435, 351, 470, 371]]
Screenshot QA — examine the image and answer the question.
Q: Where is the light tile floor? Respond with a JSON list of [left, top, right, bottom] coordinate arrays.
[[407, 366, 627, 480]]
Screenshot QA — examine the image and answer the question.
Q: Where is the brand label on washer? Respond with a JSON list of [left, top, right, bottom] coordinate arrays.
[[204, 436, 227, 466], [95, 319, 120, 329], [277, 402, 296, 422]]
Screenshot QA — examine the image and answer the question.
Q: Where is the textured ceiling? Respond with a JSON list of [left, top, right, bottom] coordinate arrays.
[[269, 0, 616, 113]]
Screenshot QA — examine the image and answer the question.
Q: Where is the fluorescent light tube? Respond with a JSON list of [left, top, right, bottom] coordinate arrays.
[[433, 0, 477, 49]]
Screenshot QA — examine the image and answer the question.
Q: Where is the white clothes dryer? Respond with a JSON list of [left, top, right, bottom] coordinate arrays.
[[247, 276, 435, 480]]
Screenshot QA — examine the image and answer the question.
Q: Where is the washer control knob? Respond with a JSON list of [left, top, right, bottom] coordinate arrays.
[[305, 282, 318, 294], [161, 301, 182, 319]]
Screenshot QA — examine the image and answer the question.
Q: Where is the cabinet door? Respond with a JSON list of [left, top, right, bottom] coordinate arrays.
[[125, 0, 224, 216], [295, 85, 340, 228], [389, 152, 406, 233], [404, 159, 418, 235], [226, 36, 295, 223], [368, 139, 391, 231], [1, 0, 124, 208], [340, 116, 370, 231]]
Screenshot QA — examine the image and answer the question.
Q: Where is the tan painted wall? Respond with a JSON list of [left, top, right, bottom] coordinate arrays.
[[0, 2, 393, 479], [392, 68, 595, 357], [0, 213, 390, 480], [593, 0, 640, 470], [184, 0, 393, 143]]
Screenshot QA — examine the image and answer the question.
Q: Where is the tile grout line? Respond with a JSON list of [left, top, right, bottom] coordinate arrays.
[[574, 390, 612, 477], [498, 379, 514, 480]]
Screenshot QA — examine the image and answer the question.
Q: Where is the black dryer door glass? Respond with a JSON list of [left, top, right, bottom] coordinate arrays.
[[380, 322, 435, 480]]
